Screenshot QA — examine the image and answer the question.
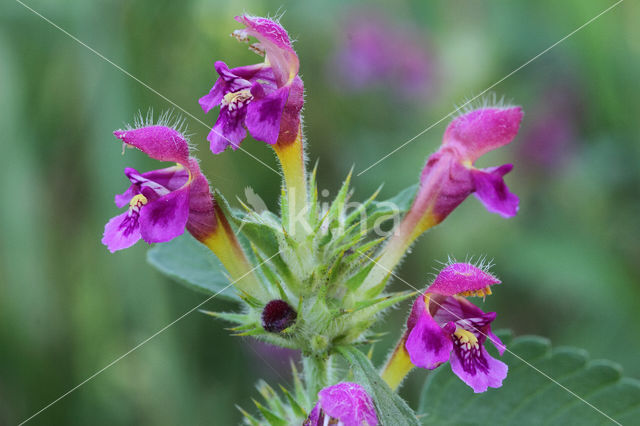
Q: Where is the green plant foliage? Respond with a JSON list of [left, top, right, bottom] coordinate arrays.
[[147, 233, 240, 300], [237, 366, 312, 425], [339, 346, 421, 426], [368, 183, 418, 220], [419, 333, 640, 425]]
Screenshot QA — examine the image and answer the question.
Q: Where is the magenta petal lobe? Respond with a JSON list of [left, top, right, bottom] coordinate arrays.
[[450, 344, 508, 393], [138, 166, 190, 192], [199, 89, 223, 114], [113, 126, 190, 165], [102, 210, 142, 253], [427, 262, 501, 296], [444, 107, 523, 162], [139, 187, 189, 243], [316, 382, 378, 426], [471, 166, 519, 218], [488, 329, 507, 356], [207, 104, 249, 153], [246, 86, 288, 144], [114, 185, 137, 208], [406, 311, 453, 369], [303, 404, 321, 425], [235, 15, 299, 87]]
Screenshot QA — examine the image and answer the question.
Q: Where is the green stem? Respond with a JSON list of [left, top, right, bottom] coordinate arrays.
[[303, 354, 332, 399], [199, 205, 267, 301], [360, 210, 438, 295], [274, 130, 308, 239]]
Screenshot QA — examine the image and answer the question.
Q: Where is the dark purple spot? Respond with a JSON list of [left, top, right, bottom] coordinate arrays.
[[262, 299, 297, 333], [452, 337, 490, 375], [118, 211, 140, 237]]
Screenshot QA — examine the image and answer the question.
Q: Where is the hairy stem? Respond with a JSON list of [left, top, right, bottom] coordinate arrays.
[[360, 211, 438, 295], [274, 130, 308, 238], [303, 354, 332, 399], [200, 205, 267, 301]]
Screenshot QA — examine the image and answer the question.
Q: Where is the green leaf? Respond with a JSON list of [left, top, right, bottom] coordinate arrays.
[[252, 399, 287, 426], [236, 405, 261, 426], [356, 184, 418, 235], [199, 310, 250, 325], [419, 333, 640, 425], [344, 262, 377, 292], [147, 233, 239, 300], [326, 168, 353, 228], [257, 381, 287, 416], [344, 185, 382, 227], [234, 219, 291, 278], [384, 183, 418, 211], [366, 183, 418, 219], [308, 160, 320, 228], [279, 385, 307, 418], [344, 237, 385, 264], [338, 346, 421, 426], [350, 291, 417, 316]]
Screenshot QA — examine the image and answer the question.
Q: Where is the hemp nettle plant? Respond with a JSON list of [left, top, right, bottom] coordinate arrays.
[[102, 14, 639, 426]]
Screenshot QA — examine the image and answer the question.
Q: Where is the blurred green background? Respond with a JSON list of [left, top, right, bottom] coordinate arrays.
[[1, 0, 639, 424]]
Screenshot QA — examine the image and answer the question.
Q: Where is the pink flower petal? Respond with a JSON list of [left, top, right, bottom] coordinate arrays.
[[471, 165, 519, 218], [427, 262, 500, 296], [113, 125, 190, 166], [139, 186, 189, 243], [406, 310, 453, 369], [246, 85, 289, 144], [235, 15, 299, 87], [102, 210, 142, 253], [449, 345, 508, 393], [317, 382, 378, 426], [443, 107, 523, 163]]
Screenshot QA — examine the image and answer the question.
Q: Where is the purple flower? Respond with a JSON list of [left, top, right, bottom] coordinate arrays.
[[331, 10, 434, 99], [358, 106, 522, 297], [404, 263, 507, 393], [304, 382, 378, 426], [394, 106, 522, 245], [424, 106, 522, 220], [102, 125, 216, 252], [375, 106, 523, 274], [199, 15, 304, 153]]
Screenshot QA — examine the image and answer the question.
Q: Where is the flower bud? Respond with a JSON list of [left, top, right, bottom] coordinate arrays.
[[261, 299, 297, 333]]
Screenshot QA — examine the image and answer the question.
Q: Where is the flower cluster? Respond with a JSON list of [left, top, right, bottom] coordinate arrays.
[[102, 14, 524, 426]]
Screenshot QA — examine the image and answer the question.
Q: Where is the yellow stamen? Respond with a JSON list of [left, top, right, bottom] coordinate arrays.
[[454, 328, 479, 350], [459, 286, 492, 298], [129, 194, 148, 208], [222, 90, 253, 109]]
